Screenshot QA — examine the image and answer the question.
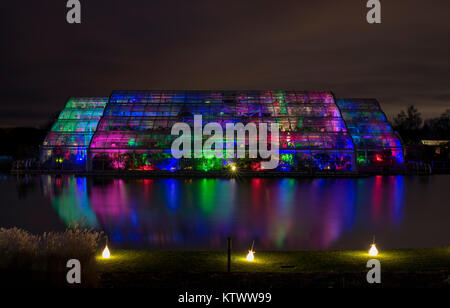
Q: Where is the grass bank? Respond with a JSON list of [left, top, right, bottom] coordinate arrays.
[[97, 248, 450, 288]]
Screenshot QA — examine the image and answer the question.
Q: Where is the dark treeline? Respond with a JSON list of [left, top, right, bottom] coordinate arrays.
[[392, 106, 450, 144], [392, 106, 449, 167], [0, 111, 58, 163], [0, 127, 47, 160]]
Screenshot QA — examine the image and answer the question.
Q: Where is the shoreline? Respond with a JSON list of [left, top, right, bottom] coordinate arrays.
[[10, 169, 430, 178]]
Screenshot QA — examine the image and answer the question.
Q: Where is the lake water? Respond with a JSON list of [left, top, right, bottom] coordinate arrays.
[[1, 174, 449, 251]]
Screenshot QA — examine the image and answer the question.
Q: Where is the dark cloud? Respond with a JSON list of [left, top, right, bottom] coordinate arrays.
[[2, 0, 450, 126]]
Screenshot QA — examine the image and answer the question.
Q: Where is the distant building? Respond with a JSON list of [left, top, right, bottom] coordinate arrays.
[[421, 140, 449, 146], [420, 140, 449, 156]]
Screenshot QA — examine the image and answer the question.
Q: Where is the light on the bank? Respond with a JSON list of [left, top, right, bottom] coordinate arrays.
[[231, 165, 237, 172], [246, 250, 255, 262], [368, 243, 379, 256], [102, 245, 111, 258], [246, 240, 255, 261]]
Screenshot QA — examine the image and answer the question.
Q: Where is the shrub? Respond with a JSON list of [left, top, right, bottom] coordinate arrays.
[[42, 219, 103, 259], [0, 218, 104, 287], [0, 227, 40, 256]]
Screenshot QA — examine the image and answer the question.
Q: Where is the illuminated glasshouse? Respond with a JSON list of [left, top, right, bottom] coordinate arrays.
[[40, 91, 404, 173], [336, 98, 404, 171], [88, 91, 355, 172], [41, 97, 108, 169]]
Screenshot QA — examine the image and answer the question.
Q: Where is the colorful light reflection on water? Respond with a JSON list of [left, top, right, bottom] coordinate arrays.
[[37, 175, 405, 250], [2, 175, 450, 250]]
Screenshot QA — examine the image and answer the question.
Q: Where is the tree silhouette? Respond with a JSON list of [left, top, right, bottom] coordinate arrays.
[[392, 105, 423, 143]]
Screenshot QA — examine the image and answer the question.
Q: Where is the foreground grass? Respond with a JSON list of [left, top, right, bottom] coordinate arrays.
[[97, 248, 450, 273], [96, 248, 450, 287]]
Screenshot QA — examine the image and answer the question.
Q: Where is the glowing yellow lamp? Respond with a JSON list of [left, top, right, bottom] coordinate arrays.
[[102, 245, 111, 259], [368, 243, 379, 256], [231, 165, 237, 172], [246, 250, 255, 262]]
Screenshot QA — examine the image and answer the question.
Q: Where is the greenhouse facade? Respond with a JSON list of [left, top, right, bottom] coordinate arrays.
[[40, 90, 404, 174], [41, 97, 108, 169], [336, 98, 404, 171]]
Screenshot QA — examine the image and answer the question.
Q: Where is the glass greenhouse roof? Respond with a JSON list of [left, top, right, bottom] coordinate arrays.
[[89, 90, 354, 151], [336, 98, 402, 149], [42, 97, 108, 148], [336, 98, 404, 165]]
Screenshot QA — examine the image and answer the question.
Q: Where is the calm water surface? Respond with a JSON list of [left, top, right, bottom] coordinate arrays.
[[1, 174, 449, 250]]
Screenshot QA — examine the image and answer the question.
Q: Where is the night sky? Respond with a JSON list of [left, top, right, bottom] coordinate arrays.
[[2, 0, 450, 127]]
